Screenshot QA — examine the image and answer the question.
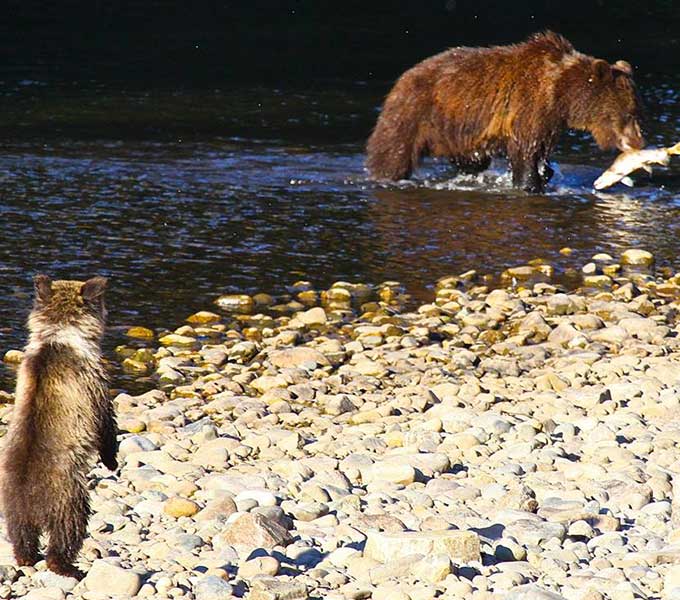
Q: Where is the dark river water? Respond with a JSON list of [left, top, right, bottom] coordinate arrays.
[[1, 72, 680, 389]]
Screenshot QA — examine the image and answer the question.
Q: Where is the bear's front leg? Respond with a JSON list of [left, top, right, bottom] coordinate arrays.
[[539, 160, 554, 186], [512, 163, 545, 194], [510, 157, 545, 193]]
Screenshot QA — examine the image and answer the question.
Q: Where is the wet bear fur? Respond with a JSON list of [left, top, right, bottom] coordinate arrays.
[[366, 31, 645, 192]]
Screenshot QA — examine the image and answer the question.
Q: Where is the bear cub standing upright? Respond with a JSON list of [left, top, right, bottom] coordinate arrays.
[[366, 31, 645, 192], [1, 275, 117, 579]]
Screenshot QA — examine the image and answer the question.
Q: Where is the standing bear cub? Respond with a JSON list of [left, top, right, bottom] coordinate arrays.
[[366, 31, 645, 192], [1, 275, 117, 579]]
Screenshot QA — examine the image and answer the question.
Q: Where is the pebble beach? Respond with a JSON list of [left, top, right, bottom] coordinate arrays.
[[3, 248, 680, 600]]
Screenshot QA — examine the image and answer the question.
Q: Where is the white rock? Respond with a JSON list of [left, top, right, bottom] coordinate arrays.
[[83, 560, 143, 596], [235, 489, 278, 507], [364, 530, 480, 563], [298, 307, 327, 326]]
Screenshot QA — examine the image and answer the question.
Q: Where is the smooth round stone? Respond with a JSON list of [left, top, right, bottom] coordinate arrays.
[[122, 358, 150, 375], [164, 497, 200, 518], [583, 274, 612, 288], [238, 556, 280, 578], [366, 463, 416, 485], [298, 306, 327, 326], [567, 520, 594, 539], [353, 359, 387, 377], [118, 418, 147, 434], [119, 436, 157, 457], [32, 571, 78, 592], [235, 490, 278, 507], [126, 326, 155, 339], [83, 560, 143, 596], [159, 333, 196, 347], [193, 575, 234, 600], [3, 349, 24, 364], [253, 293, 275, 306], [187, 311, 221, 324], [215, 294, 255, 313], [621, 249, 654, 266]]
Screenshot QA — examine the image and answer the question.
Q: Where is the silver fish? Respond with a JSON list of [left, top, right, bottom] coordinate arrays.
[[593, 142, 680, 190]]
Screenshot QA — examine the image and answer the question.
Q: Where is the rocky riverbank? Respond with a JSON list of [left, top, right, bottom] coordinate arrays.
[[3, 249, 680, 600]]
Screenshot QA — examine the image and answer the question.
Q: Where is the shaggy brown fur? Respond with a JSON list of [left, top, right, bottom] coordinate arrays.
[[1, 275, 117, 579], [366, 31, 645, 192]]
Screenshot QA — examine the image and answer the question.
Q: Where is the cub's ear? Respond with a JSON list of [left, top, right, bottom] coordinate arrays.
[[81, 276, 108, 300], [34, 274, 52, 303], [592, 59, 612, 82], [613, 60, 633, 76]]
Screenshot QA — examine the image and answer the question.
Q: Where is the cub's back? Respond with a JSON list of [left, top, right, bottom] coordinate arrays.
[[4, 342, 104, 485]]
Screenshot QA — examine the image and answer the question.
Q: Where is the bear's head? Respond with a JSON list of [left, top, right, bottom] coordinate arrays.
[[566, 59, 645, 152]]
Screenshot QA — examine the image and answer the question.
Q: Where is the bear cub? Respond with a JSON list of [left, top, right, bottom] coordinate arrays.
[[1, 275, 117, 579]]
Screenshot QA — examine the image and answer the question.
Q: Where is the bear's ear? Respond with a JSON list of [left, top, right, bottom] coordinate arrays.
[[34, 274, 52, 303], [592, 59, 612, 82], [613, 60, 633, 76], [81, 276, 108, 300]]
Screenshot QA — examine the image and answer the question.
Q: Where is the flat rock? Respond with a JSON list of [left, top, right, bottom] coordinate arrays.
[[504, 584, 567, 599], [362, 462, 416, 485], [248, 577, 308, 600], [505, 519, 566, 546], [269, 347, 330, 369], [193, 575, 234, 599], [32, 571, 78, 592], [364, 530, 480, 563]]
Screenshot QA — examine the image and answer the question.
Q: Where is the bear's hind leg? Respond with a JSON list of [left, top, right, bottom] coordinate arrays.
[[7, 516, 41, 567]]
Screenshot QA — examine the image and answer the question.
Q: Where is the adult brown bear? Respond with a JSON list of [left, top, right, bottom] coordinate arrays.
[[365, 31, 644, 192]]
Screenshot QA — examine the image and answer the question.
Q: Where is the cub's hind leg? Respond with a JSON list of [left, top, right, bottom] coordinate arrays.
[[45, 492, 89, 579], [6, 515, 41, 567]]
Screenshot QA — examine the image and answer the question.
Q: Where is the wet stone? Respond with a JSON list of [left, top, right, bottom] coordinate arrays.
[[620, 249, 654, 267]]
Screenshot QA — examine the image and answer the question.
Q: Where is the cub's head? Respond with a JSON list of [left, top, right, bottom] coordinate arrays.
[[566, 58, 645, 152], [30, 274, 108, 336]]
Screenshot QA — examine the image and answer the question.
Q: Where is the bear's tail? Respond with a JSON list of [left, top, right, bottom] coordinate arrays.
[[365, 91, 428, 181]]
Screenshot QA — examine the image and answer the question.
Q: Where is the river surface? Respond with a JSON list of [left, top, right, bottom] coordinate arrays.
[[1, 73, 679, 389]]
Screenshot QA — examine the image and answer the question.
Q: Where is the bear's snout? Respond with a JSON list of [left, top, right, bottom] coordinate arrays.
[[619, 121, 645, 152]]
